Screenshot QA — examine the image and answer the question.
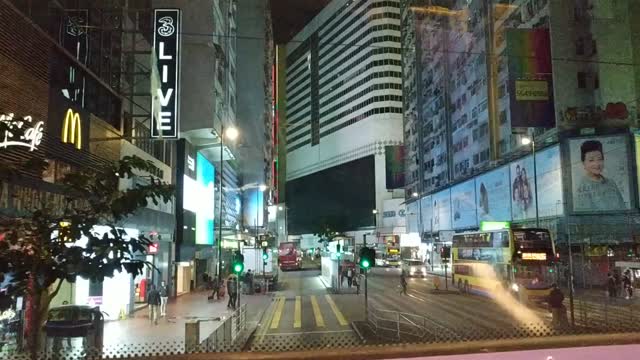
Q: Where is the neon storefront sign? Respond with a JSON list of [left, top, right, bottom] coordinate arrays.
[[0, 113, 44, 151]]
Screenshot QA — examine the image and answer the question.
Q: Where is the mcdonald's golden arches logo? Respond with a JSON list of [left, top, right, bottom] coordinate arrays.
[[62, 108, 82, 149]]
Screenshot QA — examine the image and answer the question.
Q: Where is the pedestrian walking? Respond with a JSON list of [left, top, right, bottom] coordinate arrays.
[[347, 267, 353, 288], [547, 283, 567, 328], [400, 271, 408, 295], [614, 271, 622, 298], [227, 276, 238, 310], [159, 280, 170, 317], [623, 270, 633, 299], [607, 273, 617, 298], [246, 270, 254, 295], [147, 284, 161, 325], [208, 277, 220, 300], [353, 274, 360, 295]]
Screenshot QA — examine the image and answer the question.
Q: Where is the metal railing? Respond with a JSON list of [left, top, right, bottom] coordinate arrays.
[[185, 303, 247, 353], [367, 307, 445, 341]]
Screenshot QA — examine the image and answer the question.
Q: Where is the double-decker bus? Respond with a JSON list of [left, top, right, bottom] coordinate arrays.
[[452, 228, 556, 305], [278, 242, 302, 271]]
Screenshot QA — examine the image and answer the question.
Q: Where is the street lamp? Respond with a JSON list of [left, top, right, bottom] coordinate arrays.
[[412, 192, 419, 198], [521, 135, 539, 227], [217, 125, 239, 285]]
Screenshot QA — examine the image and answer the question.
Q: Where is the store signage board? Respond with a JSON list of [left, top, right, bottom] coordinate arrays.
[[151, 9, 181, 138], [0, 113, 44, 151]]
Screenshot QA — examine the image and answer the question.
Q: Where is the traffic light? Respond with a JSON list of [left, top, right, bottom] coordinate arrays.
[[440, 246, 451, 260], [359, 247, 375, 269], [336, 243, 342, 258], [232, 250, 244, 274], [262, 249, 269, 261]]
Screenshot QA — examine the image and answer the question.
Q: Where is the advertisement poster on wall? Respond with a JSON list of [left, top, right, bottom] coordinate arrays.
[[421, 195, 432, 233], [451, 179, 477, 229], [510, 155, 537, 221], [432, 189, 451, 232], [407, 201, 419, 233], [535, 145, 564, 217], [476, 166, 511, 223], [570, 136, 631, 212]]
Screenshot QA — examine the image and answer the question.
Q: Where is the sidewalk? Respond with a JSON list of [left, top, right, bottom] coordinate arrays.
[[103, 290, 272, 348]]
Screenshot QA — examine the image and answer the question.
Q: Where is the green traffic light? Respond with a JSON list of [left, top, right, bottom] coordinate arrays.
[[361, 259, 370, 268], [233, 263, 243, 273], [262, 253, 268, 260]]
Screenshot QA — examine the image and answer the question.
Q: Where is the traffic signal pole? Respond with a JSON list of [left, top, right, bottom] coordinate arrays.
[[363, 234, 368, 320]]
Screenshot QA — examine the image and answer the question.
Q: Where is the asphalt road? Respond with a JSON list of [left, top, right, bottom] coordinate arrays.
[[362, 267, 553, 337], [249, 269, 361, 351]]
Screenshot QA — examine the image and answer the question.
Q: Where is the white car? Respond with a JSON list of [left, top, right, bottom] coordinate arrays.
[[402, 259, 428, 278]]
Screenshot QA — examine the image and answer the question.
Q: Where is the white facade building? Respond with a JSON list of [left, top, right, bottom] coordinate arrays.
[[285, 0, 404, 217]]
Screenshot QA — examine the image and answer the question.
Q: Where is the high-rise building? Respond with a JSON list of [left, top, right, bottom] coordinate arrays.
[[153, 0, 242, 286], [236, 0, 275, 234], [284, 0, 404, 235], [402, 0, 640, 284]]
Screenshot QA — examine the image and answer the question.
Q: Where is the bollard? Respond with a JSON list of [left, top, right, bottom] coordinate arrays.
[[185, 320, 200, 353]]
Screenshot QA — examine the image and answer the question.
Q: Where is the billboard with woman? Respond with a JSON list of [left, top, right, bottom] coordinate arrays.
[[476, 166, 511, 223], [569, 136, 631, 211]]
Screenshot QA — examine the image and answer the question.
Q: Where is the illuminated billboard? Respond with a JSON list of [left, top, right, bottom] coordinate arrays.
[[177, 140, 215, 247]]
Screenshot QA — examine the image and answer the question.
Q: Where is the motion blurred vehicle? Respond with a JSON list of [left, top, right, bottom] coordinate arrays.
[[278, 242, 302, 271], [401, 259, 428, 278]]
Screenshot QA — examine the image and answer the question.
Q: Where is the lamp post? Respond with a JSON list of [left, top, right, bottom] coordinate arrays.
[[412, 192, 423, 238], [372, 209, 378, 242], [521, 135, 539, 228], [217, 125, 238, 286]]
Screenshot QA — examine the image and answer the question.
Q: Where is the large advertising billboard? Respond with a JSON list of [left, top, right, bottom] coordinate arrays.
[[432, 189, 451, 232], [476, 166, 511, 223], [535, 145, 564, 217], [570, 135, 631, 212], [451, 179, 477, 229], [510, 155, 537, 221], [178, 140, 215, 247], [421, 195, 432, 233], [506, 28, 555, 128], [385, 146, 405, 189], [194, 153, 215, 245]]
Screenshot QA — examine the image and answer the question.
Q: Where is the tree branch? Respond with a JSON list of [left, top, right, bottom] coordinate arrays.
[[47, 279, 64, 307]]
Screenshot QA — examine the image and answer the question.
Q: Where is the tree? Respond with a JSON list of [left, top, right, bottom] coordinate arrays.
[[0, 155, 174, 355], [311, 215, 349, 244]]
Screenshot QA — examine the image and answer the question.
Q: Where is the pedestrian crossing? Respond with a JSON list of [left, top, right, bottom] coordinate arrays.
[[265, 295, 349, 332]]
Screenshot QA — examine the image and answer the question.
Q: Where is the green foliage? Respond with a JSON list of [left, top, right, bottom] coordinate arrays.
[[0, 155, 174, 311], [311, 215, 348, 243]]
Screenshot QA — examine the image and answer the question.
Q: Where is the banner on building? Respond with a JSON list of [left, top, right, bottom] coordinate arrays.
[[506, 28, 555, 128], [451, 179, 477, 230], [475, 166, 511, 223], [569, 135, 631, 212], [151, 9, 181, 138], [510, 155, 537, 221], [535, 145, 564, 217], [385, 146, 405, 189]]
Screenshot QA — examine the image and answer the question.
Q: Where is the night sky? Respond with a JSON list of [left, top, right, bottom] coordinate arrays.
[[271, 0, 330, 44]]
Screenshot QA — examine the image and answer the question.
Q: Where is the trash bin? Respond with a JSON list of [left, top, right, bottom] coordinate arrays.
[[44, 305, 104, 353]]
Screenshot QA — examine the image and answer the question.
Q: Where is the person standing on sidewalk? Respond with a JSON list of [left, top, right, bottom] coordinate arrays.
[[208, 277, 220, 301], [147, 284, 161, 325], [227, 276, 238, 310], [548, 283, 567, 328], [347, 267, 353, 288], [159, 281, 169, 317], [623, 270, 633, 299], [607, 273, 617, 298]]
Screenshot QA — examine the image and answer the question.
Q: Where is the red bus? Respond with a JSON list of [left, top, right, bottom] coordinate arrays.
[[278, 242, 302, 271]]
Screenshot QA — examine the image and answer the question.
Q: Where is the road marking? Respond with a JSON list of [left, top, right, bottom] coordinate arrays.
[[294, 296, 302, 328], [256, 296, 279, 341], [310, 295, 325, 327], [325, 294, 348, 326], [270, 296, 285, 329], [263, 330, 353, 336]]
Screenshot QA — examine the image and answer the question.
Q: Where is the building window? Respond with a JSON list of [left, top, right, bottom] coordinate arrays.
[[577, 72, 587, 89]]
